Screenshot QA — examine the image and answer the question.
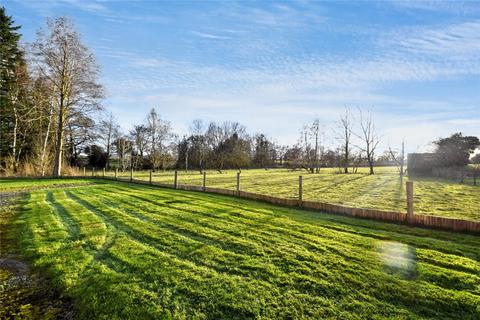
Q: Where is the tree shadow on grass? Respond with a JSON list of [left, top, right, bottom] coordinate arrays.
[[392, 176, 405, 211], [305, 174, 371, 194]]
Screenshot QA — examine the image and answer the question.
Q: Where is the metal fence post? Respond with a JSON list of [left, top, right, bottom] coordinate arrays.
[[298, 175, 303, 206], [406, 181, 414, 223]]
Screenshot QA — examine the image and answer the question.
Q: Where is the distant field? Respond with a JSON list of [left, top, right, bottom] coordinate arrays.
[[2, 179, 480, 319], [110, 167, 480, 221]]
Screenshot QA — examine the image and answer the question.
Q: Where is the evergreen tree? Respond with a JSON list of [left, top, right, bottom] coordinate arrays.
[[0, 6, 24, 170]]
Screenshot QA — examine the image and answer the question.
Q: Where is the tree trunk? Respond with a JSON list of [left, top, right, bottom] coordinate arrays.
[[106, 124, 111, 169], [344, 139, 349, 174], [185, 143, 188, 172], [11, 106, 18, 172], [40, 104, 53, 176], [53, 104, 64, 177]]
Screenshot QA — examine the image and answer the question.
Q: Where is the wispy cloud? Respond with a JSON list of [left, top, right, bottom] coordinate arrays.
[[389, 20, 480, 57], [191, 31, 231, 40], [13, 0, 108, 16], [12, 0, 478, 150], [215, 2, 327, 29], [63, 0, 108, 13], [390, 0, 480, 15]]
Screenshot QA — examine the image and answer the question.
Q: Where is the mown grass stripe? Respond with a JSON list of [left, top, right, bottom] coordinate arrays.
[[98, 182, 480, 262], [75, 180, 480, 280], [9, 180, 480, 319], [68, 185, 480, 316]]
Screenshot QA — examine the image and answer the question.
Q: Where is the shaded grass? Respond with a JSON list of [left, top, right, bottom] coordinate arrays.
[[8, 179, 480, 319], [0, 193, 74, 319]]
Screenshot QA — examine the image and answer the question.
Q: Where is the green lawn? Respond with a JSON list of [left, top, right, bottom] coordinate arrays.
[[0, 177, 96, 192], [2, 179, 480, 319], [110, 167, 480, 221]]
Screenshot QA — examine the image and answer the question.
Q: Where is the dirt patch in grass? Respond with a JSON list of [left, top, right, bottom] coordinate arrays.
[[0, 195, 74, 320]]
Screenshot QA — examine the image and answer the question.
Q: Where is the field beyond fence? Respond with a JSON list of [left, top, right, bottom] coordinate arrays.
[[120, 177, 480, 234], [2, 167, 479, 234]]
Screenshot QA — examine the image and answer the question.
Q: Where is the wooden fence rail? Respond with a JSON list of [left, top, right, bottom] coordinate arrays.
[[2, 173, 480, 234], [102, 175, 480, 234]]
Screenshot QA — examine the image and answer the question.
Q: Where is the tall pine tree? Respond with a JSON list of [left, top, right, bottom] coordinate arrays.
[[0, 6, 24, 171]]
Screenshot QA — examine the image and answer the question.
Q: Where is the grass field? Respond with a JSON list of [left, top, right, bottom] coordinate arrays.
[[110, 167, 480, 221], [0, 178, 95, 192], [1, 179, 480, 319]]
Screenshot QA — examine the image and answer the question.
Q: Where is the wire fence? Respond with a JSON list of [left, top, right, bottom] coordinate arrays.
[[2, 167, 480, 234]]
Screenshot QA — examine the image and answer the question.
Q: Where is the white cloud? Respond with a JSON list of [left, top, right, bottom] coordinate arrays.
[[215, 2, 327, 28], [13, 0, 108, 15], [104, 80, 479, 152], [64, 0, 108, 13], [390, 0, 480, 15], [85, 3, 480, 151], [191, 31, 231, 40], [389, 20, 480, 57]]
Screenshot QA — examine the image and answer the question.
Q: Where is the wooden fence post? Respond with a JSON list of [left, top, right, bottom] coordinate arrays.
[[474, 172, 477, 186], [298, 176, 303, 206], [203, 171, 206, 192], [174, 170, 178, 189], [149, 170, 152, 185], [92, 168, 95, 177], [114, 168, 118, 180], [236, 172, 241, 195], [83, 167, 86, 177], [130, 168, 133, 182], [102, 168, 105, 178], [406, 181, 414, 223]]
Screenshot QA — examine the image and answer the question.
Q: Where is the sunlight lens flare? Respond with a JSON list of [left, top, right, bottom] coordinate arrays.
[[377, 241, 416, 275]]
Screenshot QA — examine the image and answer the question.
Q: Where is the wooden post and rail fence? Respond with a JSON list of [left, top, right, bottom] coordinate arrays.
[[3, 169, 479, 234]]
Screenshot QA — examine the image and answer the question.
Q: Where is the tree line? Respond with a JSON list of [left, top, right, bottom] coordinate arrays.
[[83, 106, 392, 174], [1, 10, 102, 176], [1, 9, 478, 177]]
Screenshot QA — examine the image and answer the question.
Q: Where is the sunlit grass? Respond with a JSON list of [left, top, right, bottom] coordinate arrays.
[[7, 179, 480, 319], [0, 178, 97, 192], [109, 167, 480, 221]]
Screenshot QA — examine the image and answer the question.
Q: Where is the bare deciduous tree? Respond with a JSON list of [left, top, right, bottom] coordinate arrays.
[[388, 140, 405, 177], [99, 112, 119, 169], [147, 108, 174, 171], [129, 124, 148, 169], [354, 109, 381, 174], [299, 119, 323, 173], [190, 119, 206, 172], [310, 119, 323, 173], [337, 107, 353, 174], [114, 135, 132, 171], [32, 17, 103, 176]]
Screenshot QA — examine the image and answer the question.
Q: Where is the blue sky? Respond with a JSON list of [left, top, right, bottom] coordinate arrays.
[[4, 0, 480, 152]]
